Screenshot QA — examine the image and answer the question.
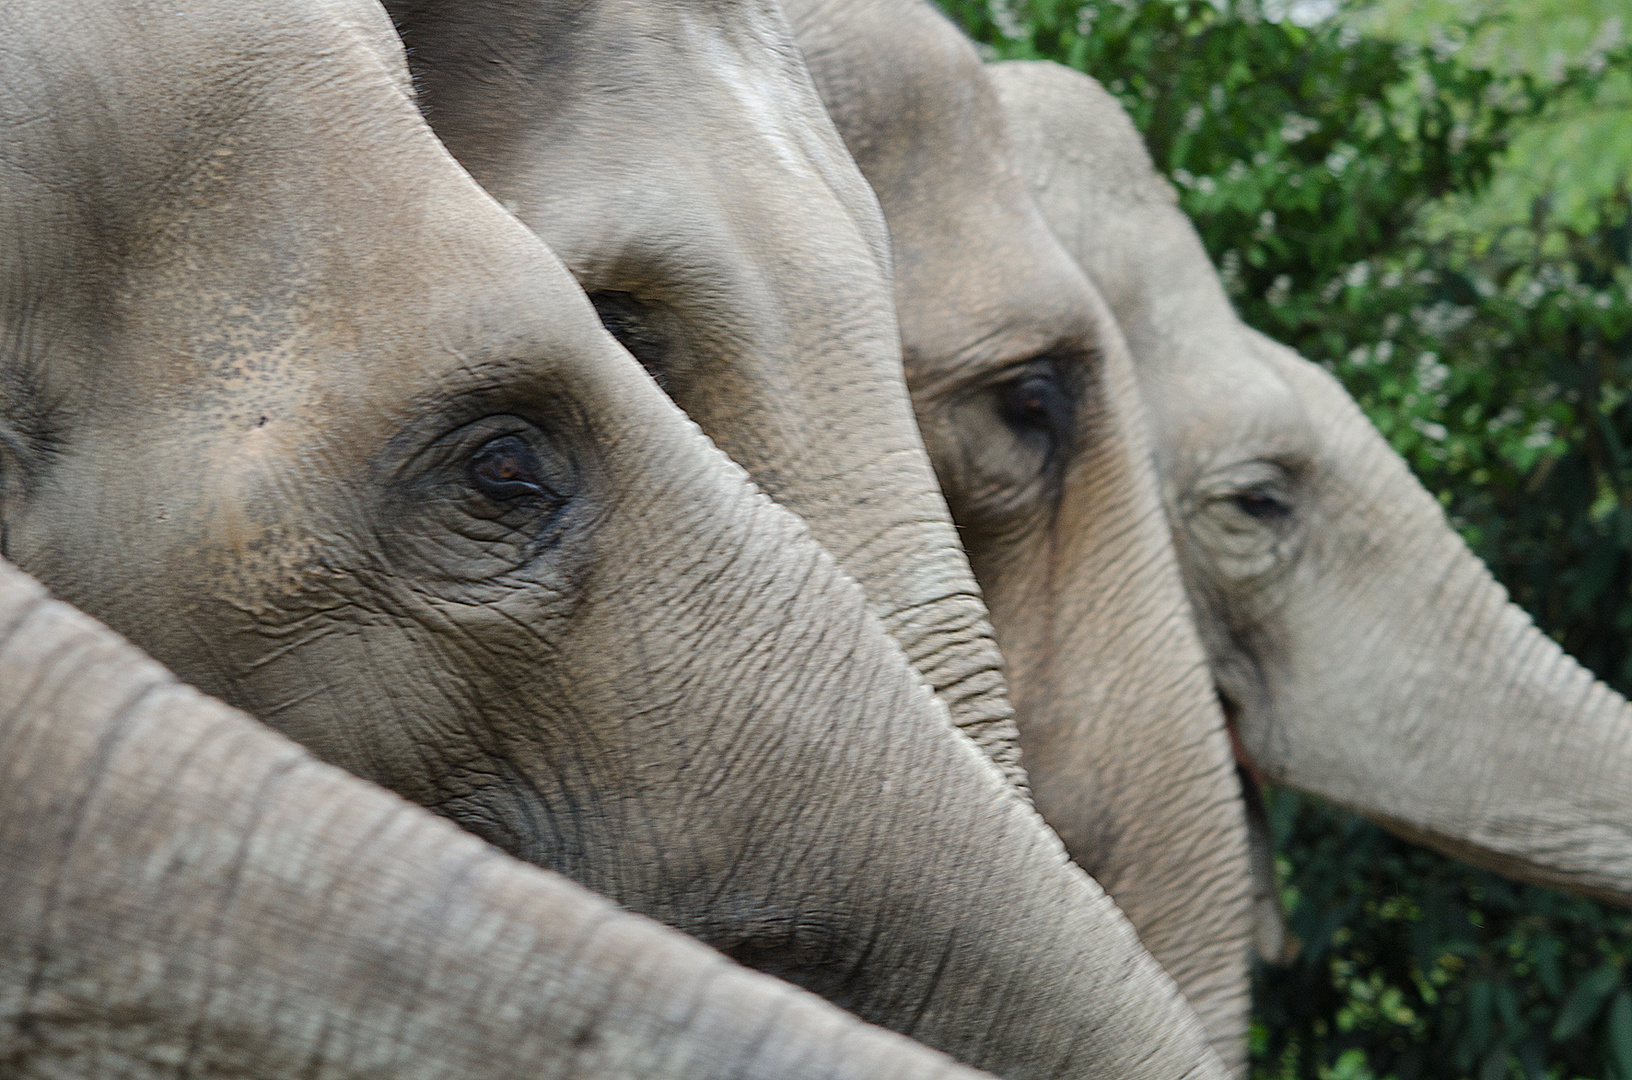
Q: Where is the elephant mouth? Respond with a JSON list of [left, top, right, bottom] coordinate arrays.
[[1220, 689, 1300, 966], [1219, 691, 1266, 790]]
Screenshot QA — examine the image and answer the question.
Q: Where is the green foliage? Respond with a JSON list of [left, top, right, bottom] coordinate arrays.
[[935, 1, 1632, 1077], [1260, 788, 1632, 1080], [1354, 0, 1632, 234], [1323, 200, 1632, 690]]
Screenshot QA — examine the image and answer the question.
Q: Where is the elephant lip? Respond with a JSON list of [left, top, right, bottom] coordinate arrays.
[[1220, 693, 1267, 791]]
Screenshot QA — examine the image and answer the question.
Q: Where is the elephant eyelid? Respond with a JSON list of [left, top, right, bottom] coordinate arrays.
[[1193, 461, 1300, 518], [377, 368, 595, 493], [981, 345, 1084, 387], [467, 435, 559, 503], [391, 413, 580, 511]]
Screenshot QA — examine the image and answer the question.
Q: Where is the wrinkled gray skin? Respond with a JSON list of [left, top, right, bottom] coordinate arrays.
[[382, 0, 1023, 784], [994, 60, 1632, 922], [0, 557, 992, 1080], [785, 0, 1254, 1068], [0, 3, 1227, 1077]]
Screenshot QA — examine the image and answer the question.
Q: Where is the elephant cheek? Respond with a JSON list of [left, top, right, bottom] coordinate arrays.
[[978, 499, 1254, 1070]]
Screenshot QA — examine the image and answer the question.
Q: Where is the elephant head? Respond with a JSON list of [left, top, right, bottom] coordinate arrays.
[[0, 2, 1227, 1077], [379, 0, 1023, 782], [992, 59, 1632, 907], [784, 0, 1255, 1067], [0, 555, 991, 1080]]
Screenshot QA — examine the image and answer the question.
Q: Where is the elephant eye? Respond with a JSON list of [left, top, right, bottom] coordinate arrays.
[[1233, 489, 1290, 522], [469, 435, 551, 502], [590, 291, 671, 392], [998, 366, 1074, 455]]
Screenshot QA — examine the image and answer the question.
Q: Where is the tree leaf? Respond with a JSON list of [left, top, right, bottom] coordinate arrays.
[[1551, 962, 1621, 1042], [1607, 988, 1632, 1079]]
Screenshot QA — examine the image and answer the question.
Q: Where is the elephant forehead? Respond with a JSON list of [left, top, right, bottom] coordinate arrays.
[[677, 14, 841, 182], [1155, 342, 1316, 478], [428, 31, 890, 321], [85, 281, 389, 438], [74, 184, 618, 418], [897, 212, 1099, 394]]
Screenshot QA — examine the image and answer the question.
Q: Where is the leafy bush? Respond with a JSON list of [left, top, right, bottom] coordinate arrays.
[[935, 1, 1632, 1077]]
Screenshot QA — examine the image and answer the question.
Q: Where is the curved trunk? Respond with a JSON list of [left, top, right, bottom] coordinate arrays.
[[999, 55, 1632, 904], [1247, 336, 1632, 905], [536, 433, 1230, 1080], [1008, 52, 1632, 909], [1241, 775, 1297, 965], [859, 534, 1023, 786], [0, 557, 987, 1080]]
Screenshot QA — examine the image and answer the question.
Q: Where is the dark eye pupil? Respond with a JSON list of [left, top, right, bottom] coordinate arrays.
[[470, 436, 547, 501], [1234, 492, 1288, 521], [1001, 374, 1070, 442]]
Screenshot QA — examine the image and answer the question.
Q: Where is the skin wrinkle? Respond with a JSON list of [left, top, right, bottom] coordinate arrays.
[[917, 649, 1007, 702], [832, 908, 889, 1004], [1066, 525, 1181, 625], [561, 915, 645, 1060], [75, 711, 259, 1076], [242, 614, 352, 671], [176, 751, 304, 1075], [1003, 59, 1632, 941], [15, 656, 163, 1059], [822, 512, 976, 569], [1047, 369, 1242, 991], [386, 0, 1028, 787], [900, 929, 958, 1041], [784, 3, 1253, 1067], [294, 794, 425, 948], [541, 907, 636, 1057], [376, 842, 493, 1060], [689, 596, 836, 804]]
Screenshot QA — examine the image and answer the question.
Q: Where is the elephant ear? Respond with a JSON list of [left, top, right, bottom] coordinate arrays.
[[0, 555, 989, 1080]]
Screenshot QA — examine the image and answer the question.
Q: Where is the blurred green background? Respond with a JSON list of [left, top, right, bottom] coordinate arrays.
[[930, 1, 1632, 1077]]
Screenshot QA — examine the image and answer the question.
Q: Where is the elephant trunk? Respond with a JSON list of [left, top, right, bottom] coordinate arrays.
[[1372, 562, 1632, 905], [978, 325, 1253, 1072], [1245, 337, 1632, 906], [540, 455, 1231, 1080], [871, 556, 1024, 785], [0, 558, 990, 1080]]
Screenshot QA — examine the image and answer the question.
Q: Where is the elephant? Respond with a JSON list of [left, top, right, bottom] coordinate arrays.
[[990, 59, 1632, 906], [785, 0, 1256, 1067], [381, 0, 1023, 785], [373, 6, 1265, 1072], [0, 1, 1228, 1077], [782, 21, 1632, 1068], [0, 555, 992, 1080]]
